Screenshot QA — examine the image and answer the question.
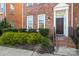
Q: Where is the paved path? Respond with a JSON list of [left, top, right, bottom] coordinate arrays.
[[54, 47, 78, 56], [0, 46, 54, 56], [0, 46, 78, 56]]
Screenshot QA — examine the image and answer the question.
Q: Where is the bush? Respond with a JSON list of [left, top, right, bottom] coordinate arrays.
[[1, 18, 8, 29], [75, 27, 79, 48], [40, 37, 49, 48], [0, 18, 8, 36], [0, 32, 46, 46], [27, 33, 43, 44], [3, 28, 27, 32], [18, 29, 26, 32], [28, 29, 37, 33], [0, 29, 3, 36], [39, 29, 49, 37], [3, 28, 18, 32], [76, 27, 79, 37]]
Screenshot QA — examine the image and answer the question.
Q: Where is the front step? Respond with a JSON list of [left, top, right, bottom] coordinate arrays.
[[55, 37, 76, 48]]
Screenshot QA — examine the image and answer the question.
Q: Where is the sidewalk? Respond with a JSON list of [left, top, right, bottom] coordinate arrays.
[[0, 46, 54, 56], [54, 47, 78, 56], [0, 46, 78, 56]]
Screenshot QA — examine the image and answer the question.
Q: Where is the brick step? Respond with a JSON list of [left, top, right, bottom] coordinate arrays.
[[55, 37, 76, 48]]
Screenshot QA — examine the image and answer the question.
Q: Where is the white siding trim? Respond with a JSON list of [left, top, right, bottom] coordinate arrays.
[[38, 14, 45, 29]]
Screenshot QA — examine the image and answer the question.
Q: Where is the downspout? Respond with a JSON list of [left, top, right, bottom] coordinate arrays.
[[71, 3, 74, 38], [72, 3, 75, 39]]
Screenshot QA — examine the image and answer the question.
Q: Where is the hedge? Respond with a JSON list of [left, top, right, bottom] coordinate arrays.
[[39, 29, 49, 37], [0, 32, 49, 47], [3, 29, 49, 37], [76, 27, 79, 48]]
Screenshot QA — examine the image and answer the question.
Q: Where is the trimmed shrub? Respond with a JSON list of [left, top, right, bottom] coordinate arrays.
[[0, 32, 14, 45], [27, 33, 43, 44], [3, 28, 18, 32], [3, 28, 27, 32], [39, 29, 49, 37], [0, 29, 3, 36], [3, 28, 49, 37], [28, 29, 37, 33], [76, 27, 79, 37], [0, 32, 46, 46], [40, 37, 49, 48], [75, 27, 79, 48], [18, 29, 26, 32]]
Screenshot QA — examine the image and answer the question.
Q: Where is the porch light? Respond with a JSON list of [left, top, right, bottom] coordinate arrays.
[[48, 17, 51, 21]]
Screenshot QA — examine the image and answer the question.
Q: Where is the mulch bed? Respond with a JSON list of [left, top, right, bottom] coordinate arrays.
[[2, 39, 54, 54], [38, 45, 54, 54], [2, 43, 54, 54], [14, 44, 54, 54]]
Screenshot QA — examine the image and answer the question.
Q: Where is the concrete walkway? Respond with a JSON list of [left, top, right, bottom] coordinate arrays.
[[0, 46, 54, 56], [0, 46, 78, 56], [54, 47, 78, 56]]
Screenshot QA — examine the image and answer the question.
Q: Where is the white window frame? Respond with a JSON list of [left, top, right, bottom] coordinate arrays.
[[38, 14, 45, 29], [27, 15, 33, 29]]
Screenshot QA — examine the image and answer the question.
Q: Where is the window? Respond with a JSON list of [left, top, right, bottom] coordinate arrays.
[[0, 3, 5, 12], [38, 14, 45, 28], [27, 3, 33, 7], [27, 16, 33, 29]]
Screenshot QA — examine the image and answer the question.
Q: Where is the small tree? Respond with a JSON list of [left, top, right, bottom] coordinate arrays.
[[0, 18, 8, 35], [1, 18, 8, 29]]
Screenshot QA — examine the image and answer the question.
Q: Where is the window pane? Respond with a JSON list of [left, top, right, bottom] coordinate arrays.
[[27, 16, 33, 29], [39, 23, 44, 28], [39, 14, 45, 28]]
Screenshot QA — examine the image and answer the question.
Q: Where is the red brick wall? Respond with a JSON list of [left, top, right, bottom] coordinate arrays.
[[23, 3, 57, 36], [23, 3, 72, 37], [6, 3, 22, 29], [73, 3, 79, 28]]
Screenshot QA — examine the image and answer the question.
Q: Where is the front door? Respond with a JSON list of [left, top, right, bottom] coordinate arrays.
[[56, 18, 64, 34]]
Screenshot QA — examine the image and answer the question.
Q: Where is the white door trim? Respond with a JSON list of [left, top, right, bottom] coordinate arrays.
[[54, 3, 69, 37]]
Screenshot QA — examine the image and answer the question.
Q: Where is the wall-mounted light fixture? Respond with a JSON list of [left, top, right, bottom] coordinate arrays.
[[48, 16, 51, 21]]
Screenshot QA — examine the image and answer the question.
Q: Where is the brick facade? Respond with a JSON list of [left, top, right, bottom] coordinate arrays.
[[73, 3, 79, 28], [6, 3, 22, 29], [5, 3, 79, 37], [23, 3, 73, 37]]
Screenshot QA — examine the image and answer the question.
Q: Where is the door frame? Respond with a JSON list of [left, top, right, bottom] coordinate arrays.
[[54, 3, 69, 37]]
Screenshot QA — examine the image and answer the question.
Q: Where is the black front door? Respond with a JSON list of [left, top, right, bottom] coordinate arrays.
[[56, 18, 64, 34]]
